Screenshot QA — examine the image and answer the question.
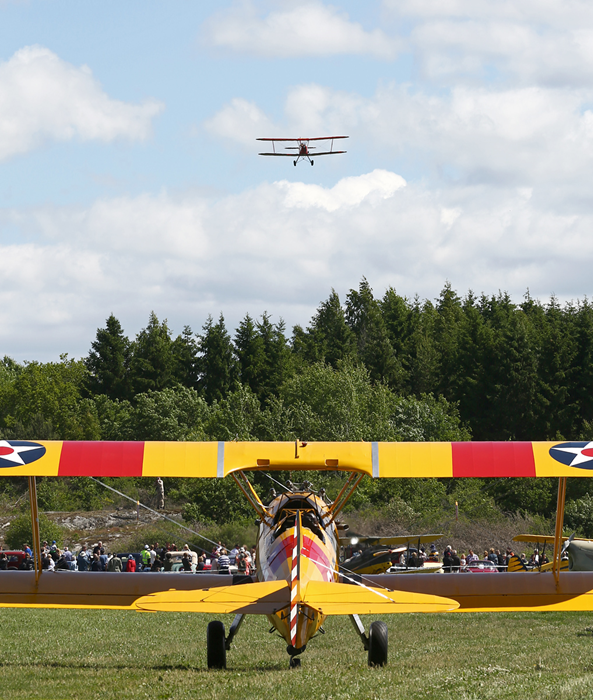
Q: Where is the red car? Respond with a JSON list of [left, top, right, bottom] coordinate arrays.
[[465, 559, 499, 573], [4, 551, 26, 569]]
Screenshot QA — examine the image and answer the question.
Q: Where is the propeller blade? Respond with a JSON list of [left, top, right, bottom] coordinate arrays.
[[561, 532, 576, 556]]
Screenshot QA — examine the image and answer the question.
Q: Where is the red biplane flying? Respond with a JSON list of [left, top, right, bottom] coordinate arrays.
[[257, 136, 348, 166]]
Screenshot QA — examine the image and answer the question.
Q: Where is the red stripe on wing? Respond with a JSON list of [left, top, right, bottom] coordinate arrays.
[[58, 441, 145, 477], [452, 442, 536, 477]]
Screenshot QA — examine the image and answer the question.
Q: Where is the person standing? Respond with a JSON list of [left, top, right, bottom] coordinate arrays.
[[107, 553, 122, 572], [156, 477, 165, 509], [77, 545, 89, 572], [126, 555, 136, 572]]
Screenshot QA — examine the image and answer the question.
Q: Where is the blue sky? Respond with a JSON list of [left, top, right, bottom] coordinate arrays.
[[3, 1, 593, 360]]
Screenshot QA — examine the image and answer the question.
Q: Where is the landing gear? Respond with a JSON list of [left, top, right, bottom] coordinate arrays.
[[207, 620, 226, 669], [349, 614, 388, 667], [368, 621, 388, 667], [287, 644, 306, 668], [294, 160, 297, 166], [206, 614, 245, 670], [310, 160, 314, 166]]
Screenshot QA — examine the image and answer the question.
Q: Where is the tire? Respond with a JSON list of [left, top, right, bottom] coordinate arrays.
[[311, 160, 314, 166], [367, 621, 388, 667], [294, 161, 297, 166], [207, 620, 226, 669], [289, 657, 301, 668]]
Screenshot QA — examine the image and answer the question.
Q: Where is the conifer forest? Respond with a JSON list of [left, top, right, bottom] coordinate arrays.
[[2, 280, 593, 534]]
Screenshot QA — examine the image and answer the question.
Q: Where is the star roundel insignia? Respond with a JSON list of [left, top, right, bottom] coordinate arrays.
[[0, 440, 46, 468], [549, 442, 593, 469]]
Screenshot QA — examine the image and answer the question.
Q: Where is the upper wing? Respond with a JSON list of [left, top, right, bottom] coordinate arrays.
[[0, 440, 589, 478], [305, 136, 349, 141], [513, 534, 568, 544], [256, 137, 348, 142], [258, 153, 295, 156]]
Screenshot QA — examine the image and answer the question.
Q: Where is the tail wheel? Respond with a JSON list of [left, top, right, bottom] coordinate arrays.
[[367, 621, 388, 667], [207, 620, 226, 669], [289, 657, 301, 668]]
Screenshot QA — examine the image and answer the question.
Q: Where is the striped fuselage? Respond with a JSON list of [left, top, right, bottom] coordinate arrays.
[[256, 492, 339, 651]]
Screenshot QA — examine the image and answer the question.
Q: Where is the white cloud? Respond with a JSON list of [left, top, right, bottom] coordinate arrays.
[[202, 1, 398, 59], [381, 0, 593, 87], [3, 171, 593, 360], [206, 82, 593, 190], [0, 45, 164, 161], [278, 170, 405, 211]]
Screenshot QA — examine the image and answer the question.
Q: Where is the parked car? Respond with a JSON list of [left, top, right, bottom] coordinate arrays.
[[4, 551, 26, 570], [465, 559, 499, 573]]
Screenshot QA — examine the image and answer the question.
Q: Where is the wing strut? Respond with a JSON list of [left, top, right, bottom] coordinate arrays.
[[231, 471, 271, 524], [553, 477, 567, 583], [328, 472, 365, 522], [28, 477, 41, 583]]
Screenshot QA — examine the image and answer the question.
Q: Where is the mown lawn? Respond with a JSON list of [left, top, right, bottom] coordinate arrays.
[[2, 608, 593, 699]]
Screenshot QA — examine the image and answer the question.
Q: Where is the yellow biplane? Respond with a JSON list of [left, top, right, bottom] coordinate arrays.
[[1, 438, 593, 668]]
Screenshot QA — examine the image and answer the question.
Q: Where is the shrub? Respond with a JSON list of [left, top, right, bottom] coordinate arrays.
[[5, 513, 65, 550]]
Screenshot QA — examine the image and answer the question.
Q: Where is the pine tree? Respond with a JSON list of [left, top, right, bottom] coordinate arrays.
[[235, 314, 266, 396], [128, 312, 176, 395], [345, 279, 401, 386], [256, 313, 293, 404], [434, 283, 464, 401], [196, 314, 236, 404], [294, 290, 356, 368], [85, 314, 131, 400], [172, 325, 199, 390]]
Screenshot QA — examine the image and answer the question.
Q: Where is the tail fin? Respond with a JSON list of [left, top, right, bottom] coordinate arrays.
[[507, 555, 528, 572]]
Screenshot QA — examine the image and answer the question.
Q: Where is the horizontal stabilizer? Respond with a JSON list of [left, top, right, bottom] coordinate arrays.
[[135, 579, 459, 616], [301, 581, 459, 615], [136, 580, 290, 615]]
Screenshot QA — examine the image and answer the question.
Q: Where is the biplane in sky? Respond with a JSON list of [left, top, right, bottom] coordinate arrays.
[[257, 136, 348, 166], [2, 439, 593, 669]]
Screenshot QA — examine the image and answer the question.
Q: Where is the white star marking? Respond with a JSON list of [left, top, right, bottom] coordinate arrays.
[[0, 441, 42, 466], [552, 442, 593, 466]]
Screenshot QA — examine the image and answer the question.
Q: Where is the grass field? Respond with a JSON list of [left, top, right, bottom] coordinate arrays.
[[3, 608, 593, 699]]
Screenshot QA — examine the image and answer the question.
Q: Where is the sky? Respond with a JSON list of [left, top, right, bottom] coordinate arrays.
[[2, 1, 593, 361]]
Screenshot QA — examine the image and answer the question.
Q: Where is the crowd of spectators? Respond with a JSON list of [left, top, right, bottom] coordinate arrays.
[[396, 543, 551, 572], [3, 540, 258, 574]]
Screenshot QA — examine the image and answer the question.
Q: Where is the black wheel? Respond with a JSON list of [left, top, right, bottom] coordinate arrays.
[[368, 621, 388, 667], [311, 160, 314, 166], [293, 160, 297, 166], [289, 657, 301, 668], [207, 620, 226, 669]]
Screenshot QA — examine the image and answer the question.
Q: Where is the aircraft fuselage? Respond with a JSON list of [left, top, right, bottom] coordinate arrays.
[[256, 491, 339, 653]]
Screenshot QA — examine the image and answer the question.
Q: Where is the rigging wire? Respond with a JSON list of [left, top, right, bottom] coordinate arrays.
[[88, 477, 220, 554]]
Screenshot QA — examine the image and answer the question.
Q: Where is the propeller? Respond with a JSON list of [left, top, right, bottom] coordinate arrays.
[[561, 532, 575, 558]]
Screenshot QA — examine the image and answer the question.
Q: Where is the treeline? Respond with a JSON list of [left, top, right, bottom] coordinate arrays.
[[1, 279, 593, 529], [82, 279, 593, 442]]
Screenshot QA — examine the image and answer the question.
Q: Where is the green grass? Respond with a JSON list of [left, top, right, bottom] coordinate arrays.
[[2, 609, 593, 699]]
